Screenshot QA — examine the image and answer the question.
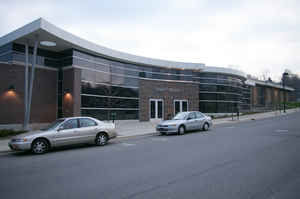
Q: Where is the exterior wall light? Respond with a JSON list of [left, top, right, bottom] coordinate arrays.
[[4, 85, 18, 99], [63, 89, 72, 100], [8, 85, 16, 92], [64, 88, 70, 94]]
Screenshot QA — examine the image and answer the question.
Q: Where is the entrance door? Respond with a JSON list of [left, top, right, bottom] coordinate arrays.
[[174, 100, 188, 115], [150, 99, 163, 120]]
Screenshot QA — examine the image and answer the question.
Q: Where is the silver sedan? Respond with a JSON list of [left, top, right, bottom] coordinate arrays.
[[156, 111, 212, 135], [8, 117, 117, 154]]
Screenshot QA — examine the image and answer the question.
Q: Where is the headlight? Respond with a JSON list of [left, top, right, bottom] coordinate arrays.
[[13, 138, 27, 142], [167, 124, 177, 127]]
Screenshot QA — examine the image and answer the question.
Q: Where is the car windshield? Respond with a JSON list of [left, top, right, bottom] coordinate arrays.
[[41, 119, 65, 131], [173, 112, 189, 120]]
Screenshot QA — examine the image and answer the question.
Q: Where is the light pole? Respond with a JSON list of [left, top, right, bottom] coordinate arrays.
[[282, 72, 289, 113]]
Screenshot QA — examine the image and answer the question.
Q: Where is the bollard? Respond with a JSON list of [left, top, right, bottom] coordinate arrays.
[[111, 112, 116, 123]]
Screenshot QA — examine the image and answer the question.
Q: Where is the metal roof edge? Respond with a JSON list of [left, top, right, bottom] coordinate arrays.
[[0, 18, 42, 46]]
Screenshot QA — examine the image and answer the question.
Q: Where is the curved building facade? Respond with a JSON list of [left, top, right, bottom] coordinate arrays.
[[0, 18, 293, 124]]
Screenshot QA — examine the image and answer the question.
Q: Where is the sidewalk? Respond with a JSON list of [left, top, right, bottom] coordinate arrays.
[[0, 108, 299, 153]]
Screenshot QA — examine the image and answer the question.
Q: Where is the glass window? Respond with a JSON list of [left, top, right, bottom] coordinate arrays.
[[173, 112, 189, 120], [217, 102, 231, 113], [61, 119, 78, 130], [41, 119, 65, 131], [188, 112, 196, 119], [150, 101, 155, 119], [182, 101, 188, 112], [199, 84, 217, 92], [158, 101, 163, 118], [0, 43, 12, 54], [199, 93, 216, 100], [81, 109, 139, 120], [79, 118, 97, 127], [174, 101, 180, 115], [111, 86, 139, 98], [199, 102, 217, 113], [81, 96, 138, 109], [0, 53, 12, 62], [196, 112, 205, 118]]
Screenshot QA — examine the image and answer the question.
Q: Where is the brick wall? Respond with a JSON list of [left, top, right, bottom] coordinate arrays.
[[0, 63, 57, 124], [139, 79, 199, 121], [62, 67, 81, 117]]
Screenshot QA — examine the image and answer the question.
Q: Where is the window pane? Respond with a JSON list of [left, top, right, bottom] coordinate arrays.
[[182, 101, 188, 112], [81, 96, 138, 109], [81, 109, 138, 120], [158, 101, 163, 118], [62, 119, 78, 129], [175, 101, 180, 115], [79, 118, 97, 127], [189, 112, 196, 119], [199, 102, 217, 113], [150, 101, 155, 119], [196, 112, 204, 118], [199, 93, 216, 100]]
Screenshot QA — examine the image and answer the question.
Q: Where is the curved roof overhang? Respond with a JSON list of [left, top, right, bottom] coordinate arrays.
[[202, 66, 247, 79], [0, 18, 205, 70], [0, 18, 249, 79]]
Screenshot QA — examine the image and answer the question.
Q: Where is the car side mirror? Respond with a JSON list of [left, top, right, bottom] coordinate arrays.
[[187, 117, 191, 120], [57, 126, 64, 132]]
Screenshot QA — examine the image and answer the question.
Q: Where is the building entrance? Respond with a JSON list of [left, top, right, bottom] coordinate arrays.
[[174, 100, 188, 115], [150, 99, 163, 120]]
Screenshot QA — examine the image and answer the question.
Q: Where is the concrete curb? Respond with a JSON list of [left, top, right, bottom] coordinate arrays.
[[116, 132, 159, 140], [0, 149, 12, 154]]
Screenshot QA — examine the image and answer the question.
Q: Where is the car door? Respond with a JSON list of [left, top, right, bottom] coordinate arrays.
[[53, 119, 80, 147], [185, 112, 198, 131], [78, 118, 99, 143], [195, 112, 206, 130]]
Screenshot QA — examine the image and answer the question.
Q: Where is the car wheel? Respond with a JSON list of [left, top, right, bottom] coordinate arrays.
[[178, 125, 185, 135], [96, 133, 108, 146], [202, 123, 209, 131], [31, 139, 49, 154]]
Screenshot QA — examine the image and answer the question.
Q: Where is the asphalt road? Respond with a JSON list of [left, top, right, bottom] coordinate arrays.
[[1, 112, 300, 199]]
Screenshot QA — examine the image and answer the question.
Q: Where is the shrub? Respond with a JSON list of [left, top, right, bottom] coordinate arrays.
[[0, 129, 27, 138]]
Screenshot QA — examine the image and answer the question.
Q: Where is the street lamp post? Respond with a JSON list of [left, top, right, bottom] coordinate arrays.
[[282, 72, 289, 113]]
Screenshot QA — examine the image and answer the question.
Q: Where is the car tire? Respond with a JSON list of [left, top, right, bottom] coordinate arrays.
[[178, 125, 185, 135], [31, 139, 49, 154], [202, 123, 209, 131], [95, 133, 108, 146]]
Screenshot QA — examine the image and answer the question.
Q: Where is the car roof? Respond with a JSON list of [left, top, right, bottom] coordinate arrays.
[[58, 116, 97, 120]]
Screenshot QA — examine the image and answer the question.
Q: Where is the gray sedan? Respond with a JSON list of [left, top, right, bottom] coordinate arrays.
[[156, 111, 212, 135], [8, 117, 117, 154]]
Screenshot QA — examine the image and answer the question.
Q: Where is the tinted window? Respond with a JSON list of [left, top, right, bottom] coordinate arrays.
[[81, 96, 138, 108], [62, 119, 78, 130], [188, 112, 196, 119], [79, 118, 97, 127], [196, 112, 205, 118], [41, 119, 65, 131], [81, 109, 139, 120], [173, 112, 189, 120]]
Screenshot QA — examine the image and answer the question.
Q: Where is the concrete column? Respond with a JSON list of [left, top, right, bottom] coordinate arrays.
[[25, 37, 38, 127], [23, 42, 29, 130]]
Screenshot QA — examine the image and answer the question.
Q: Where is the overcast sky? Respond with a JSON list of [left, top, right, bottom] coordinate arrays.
[[0, 0, 298, 81]]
